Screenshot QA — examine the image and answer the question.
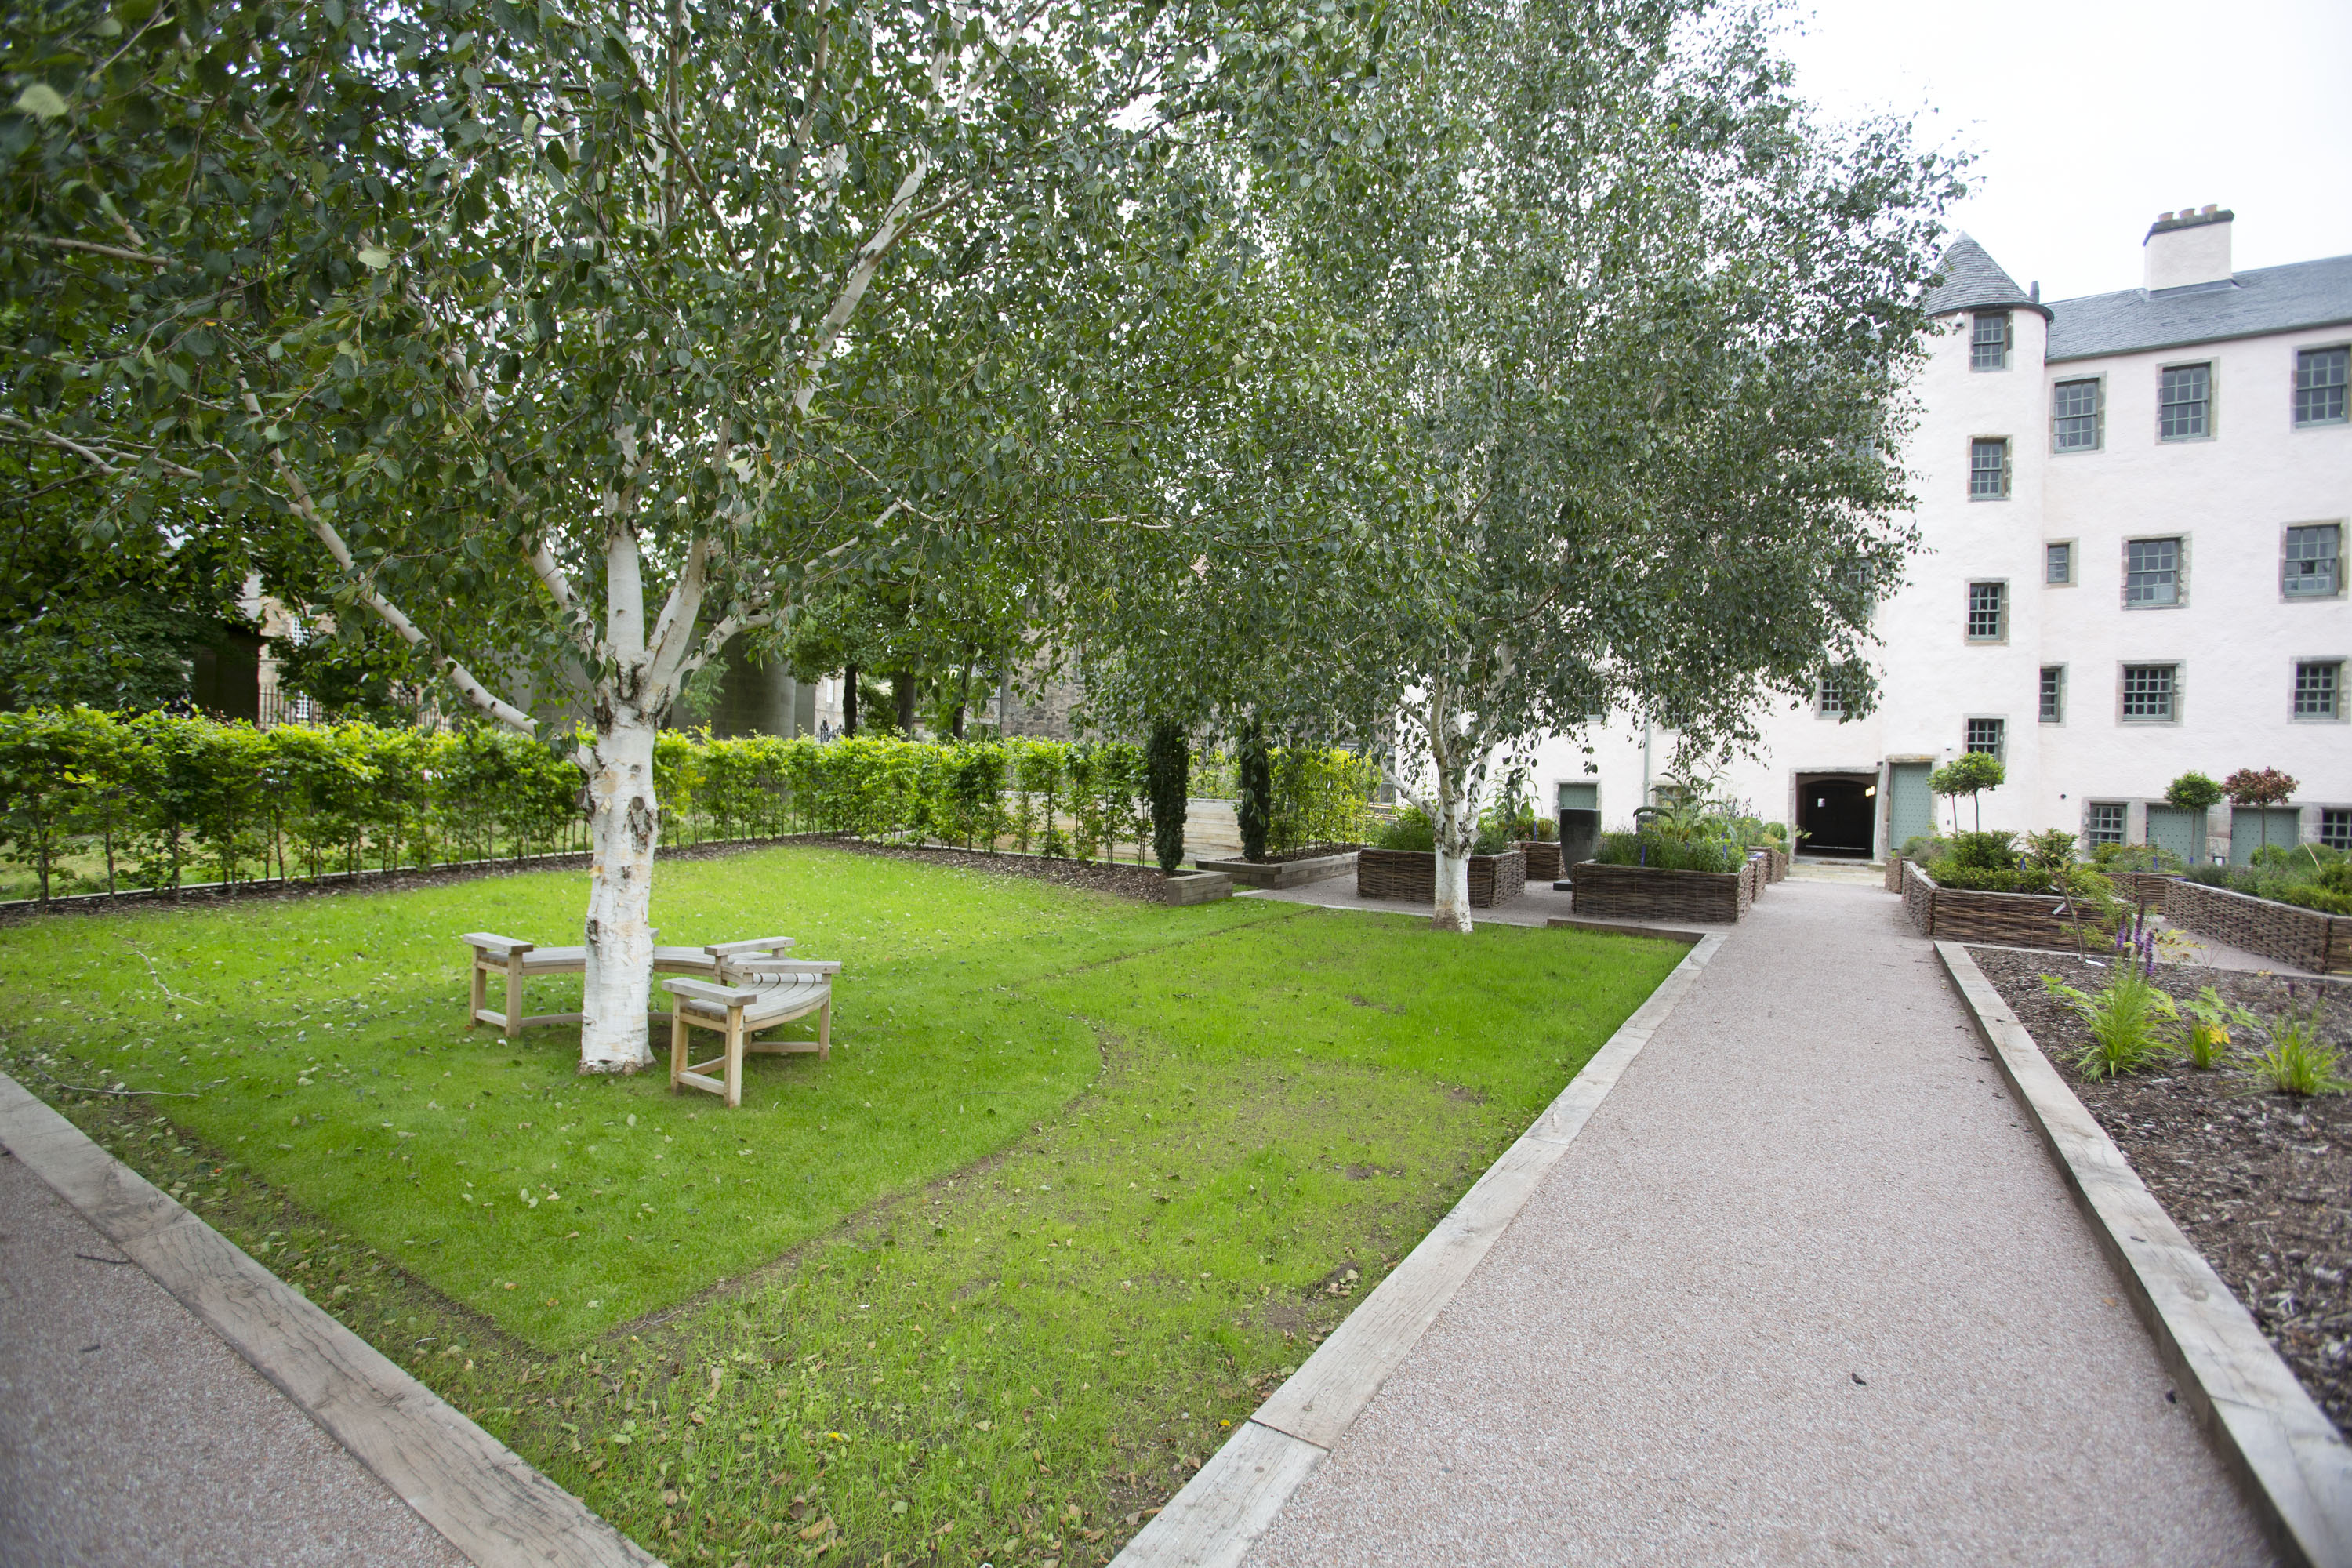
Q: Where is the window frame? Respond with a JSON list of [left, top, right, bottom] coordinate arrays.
[[1965, 579, 2009, 644], [2038, 665, 2065, 724], [1968, 437, 2011, 501], [2044, 539, 2076, 586], [1816, 671, 1855, 720], [2293, 343, 2350, 429], [1962, 716, 2007, 763], [2158, 359, 2216, 442], [2292, 659, 2345, 722], [2051, 375, 2104, 452], [2321, 808, 2352, 852], [2282, 521, 2344, 601], [2122, 534, 2188, 610], [2119, 661, 2182, 724], [1970, 310, 2013, 372], [2085, 801, 2129, 847]]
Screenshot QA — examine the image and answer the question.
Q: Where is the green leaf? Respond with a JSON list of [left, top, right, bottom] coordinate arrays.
[[13, 83, 69, 120], [356, 247, 392, 270]]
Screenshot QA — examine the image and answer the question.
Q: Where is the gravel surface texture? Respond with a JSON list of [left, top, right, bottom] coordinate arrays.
[[0, 1149, 465, 1568], [1973, 946, 2352, 1434], [1242, 881, 2270, 1567]]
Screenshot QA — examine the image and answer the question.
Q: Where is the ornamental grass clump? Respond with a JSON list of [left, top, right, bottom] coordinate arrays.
[[2041, 970, 2180, 1080], [2248, 1001, 2350, 1097]]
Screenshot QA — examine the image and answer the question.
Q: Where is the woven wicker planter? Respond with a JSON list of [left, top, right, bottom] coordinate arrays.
[[1569, 860, 1751, 924], [2106, 871, 2180, 913], [1356, 848, 1527, 908], [1759, 848, 1789, 884], [1897, 861, 2100, 950], [2164, 878, 2352, 975], [1883, 855, 1907, 895], [1514, 841, 1563, 881]]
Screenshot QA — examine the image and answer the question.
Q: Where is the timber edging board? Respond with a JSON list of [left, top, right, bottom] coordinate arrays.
[[0, 1074, 661, 1568], [1192, 851, 1359, 890], [1932, 943, 2352, 1568], [1112, 929, 1725, 1568]]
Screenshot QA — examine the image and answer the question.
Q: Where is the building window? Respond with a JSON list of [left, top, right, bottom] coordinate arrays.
[[1969, 438, 2009, 499], [1965, 717, 2006, 760], [2122, 663, 2178, 722], [2125, 537, 2181, 606], [1971, 311, 2012, 372], [1965, 581, 2006, 641], [2159, 362, 2211, 439], [2045, 541, 2074, 585], [2087, 803, 2128, 845], [1817, 671, 1855, 719], [2053, 378, 2102, 450], [2296, 347, 2349, 426], [2296, 660, 2343, 719], [2323, 808, 2352, 851], [2039, 666, 2065, 724], [2285, 524, 2341, 598]]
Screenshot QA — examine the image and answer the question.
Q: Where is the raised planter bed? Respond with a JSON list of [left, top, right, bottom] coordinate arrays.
[[1568, 860, 1751, 924], [2105, 870, 2180, 912], [2165, 877, 2352, 975], [1193, 849, 1359, 890], [1160, 869, 1234, 906], [1513, 841, 1562, 881], [1898, 860, 2100, 950], [1356, 848, 1526, 908]]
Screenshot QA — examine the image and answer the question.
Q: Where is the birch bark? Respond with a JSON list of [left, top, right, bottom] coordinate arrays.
[[579, 709, 662, 1071]]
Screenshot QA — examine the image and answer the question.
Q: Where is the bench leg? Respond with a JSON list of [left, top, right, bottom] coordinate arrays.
[[817, 998, 831, 1061], [468, 960, 486, 1029], [724, 1007, 746, 1109], [670, 1010, 690, 1092], [503, 958, 524, 1041]]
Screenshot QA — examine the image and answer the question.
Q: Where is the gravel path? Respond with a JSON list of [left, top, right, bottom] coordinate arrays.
[[1243, 879, 2272, 1566], [0, 1149, 464, 1568]]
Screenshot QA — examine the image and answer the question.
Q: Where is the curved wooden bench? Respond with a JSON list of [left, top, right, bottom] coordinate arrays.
[[460, 932, 796, 1039], [665, 957, 844, 1108]]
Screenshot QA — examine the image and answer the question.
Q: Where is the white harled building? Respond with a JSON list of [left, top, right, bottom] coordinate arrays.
[[1534, 208, 2350, 864]]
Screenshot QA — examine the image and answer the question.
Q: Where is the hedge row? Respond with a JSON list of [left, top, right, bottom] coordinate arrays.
[[0, 709, 1380, 904]]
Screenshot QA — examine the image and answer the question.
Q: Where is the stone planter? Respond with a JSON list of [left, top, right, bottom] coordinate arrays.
[[1356, 848, 1527, 908], [1897, 861, 2102, 950], [1193, 850, 1359, 889], [1161, 869, 1234, 906], [1569, 860, 1751, 924], [1513, 841, 1563, 881], [2164, 878, 2352, 975]]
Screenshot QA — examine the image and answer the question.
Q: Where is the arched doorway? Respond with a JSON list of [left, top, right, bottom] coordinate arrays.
[[1796, 773, 1878, 858]]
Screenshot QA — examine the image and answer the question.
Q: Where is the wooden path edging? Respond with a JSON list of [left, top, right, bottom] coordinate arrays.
[[1933, 942, 2352, 1568], [0, 1073, 661, 1568], [1112, 930, 1725, 1567]]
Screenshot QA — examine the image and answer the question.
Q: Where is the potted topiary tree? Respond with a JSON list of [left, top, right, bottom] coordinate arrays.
[[2222, 768, 2300, 858], [1929, 752, 2005, 834]]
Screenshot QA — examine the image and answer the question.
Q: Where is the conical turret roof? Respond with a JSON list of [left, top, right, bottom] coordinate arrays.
[[1922, 234, 2048, 318]]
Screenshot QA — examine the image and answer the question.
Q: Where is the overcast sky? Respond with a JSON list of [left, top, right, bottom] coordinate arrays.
[[1776, 0, 2352, 303]]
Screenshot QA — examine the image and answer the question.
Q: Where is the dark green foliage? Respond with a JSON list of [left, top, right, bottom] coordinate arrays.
[[1145, 719, 1190, 875], [1377, 807, 1436, 852], [2165, 771, 2225, 811], [1236, 720, 1272, 862], [2187, 848, 2352, 915], [1593, 832, 1743, 874], [1948, 830, 2019, 871]]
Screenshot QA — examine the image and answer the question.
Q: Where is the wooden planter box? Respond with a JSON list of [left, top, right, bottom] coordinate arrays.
[[1898, 861, 2100, 950], [1356, 848, 1527, 908], [1193, 849, 1359, 889], [1569, 860, 1751, 924], [1161, 869, 1234, 906], [2164, 877, 2352, 975], [1760, 847, 1789, 883], [1513, 840, 1563, 881], [2106, 871, 2180, 912]]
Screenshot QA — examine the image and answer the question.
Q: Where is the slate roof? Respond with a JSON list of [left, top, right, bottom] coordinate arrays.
[[2045, 254, 2352, 361], [1922, 234, 2045, 319]]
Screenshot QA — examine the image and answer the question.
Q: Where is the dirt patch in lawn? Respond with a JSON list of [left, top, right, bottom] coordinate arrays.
[[1971, 946, 2352, 1433], [822, 839, 1174, 901]]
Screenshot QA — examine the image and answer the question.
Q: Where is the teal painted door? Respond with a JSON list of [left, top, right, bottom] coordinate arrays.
[[1887, 763, 1934, 852], [2230, 808, 2303, 864], [2144, 805, 2205, 867], [1555, 782, 1598, 811]]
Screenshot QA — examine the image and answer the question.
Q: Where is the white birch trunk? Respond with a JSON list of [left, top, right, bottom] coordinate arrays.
[[1425, 682, 1476, 934], [579, 710, 661, 1073]]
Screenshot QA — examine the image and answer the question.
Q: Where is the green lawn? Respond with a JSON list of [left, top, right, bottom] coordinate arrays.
[[0, 845, 1685, 1566]]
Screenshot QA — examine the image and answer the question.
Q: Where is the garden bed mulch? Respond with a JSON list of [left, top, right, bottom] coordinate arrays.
[[822, 838, 1174, 900], [1970, 946, 2352, 1432]]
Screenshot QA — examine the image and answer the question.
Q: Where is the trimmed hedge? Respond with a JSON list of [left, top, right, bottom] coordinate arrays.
[[0, 709, 1381, 905]]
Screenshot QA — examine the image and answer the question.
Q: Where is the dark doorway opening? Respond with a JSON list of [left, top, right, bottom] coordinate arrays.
[[1797, 774, 1877, 858]]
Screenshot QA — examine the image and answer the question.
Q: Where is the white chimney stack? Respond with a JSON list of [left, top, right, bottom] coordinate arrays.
[[2144, 205, 2234, 292]]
